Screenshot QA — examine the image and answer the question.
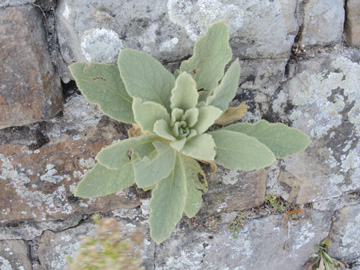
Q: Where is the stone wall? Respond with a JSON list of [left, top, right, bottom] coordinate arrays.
[[0, 0, 359, 269]]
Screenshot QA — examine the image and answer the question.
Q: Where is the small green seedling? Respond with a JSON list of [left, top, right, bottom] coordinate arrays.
[[228, 211, 245, 239], [306, 239, 347, 270], [265, 194, 284, 212], [69, 22, 311, 244]]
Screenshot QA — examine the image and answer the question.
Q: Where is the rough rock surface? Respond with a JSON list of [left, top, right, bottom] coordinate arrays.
[[301, 0, 345, 46], [0, 95, 139, 224], [55, 0, 299, 81], [37, 218, 154, 270], [328, 204, 360, 263], [0, 5, 62, 129], [38, 223, 96, 270], [0, 240, 32, 270], [154, 210, 332, 270], [271, 50, 360, 205], [1, 0, 360, 269], [0, 0, 35, 8], [201, 168, 267, 215], [345, 0, 360, 47]]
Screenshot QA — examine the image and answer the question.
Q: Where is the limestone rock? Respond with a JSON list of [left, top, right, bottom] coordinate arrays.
[[0, 95, 139, 224], [55, 0, 299, 81], [0, 5, 62, 129], [155, 211, 332, 269], [0, 240, 32, 270], [0, 215, 82, 241], [200, 168, 267, 216], [328, 204, 360, 262], [55, 0, 191, 82], [38, 223, 96, 270], [239, 59, 288, 96], [168, 0, 299, 59], [302, 0, 345, 46], [345, 0, 360, 47], [0, 0, 35, 8], [37, 219, 151, 270], [271, 52, 360, 204]]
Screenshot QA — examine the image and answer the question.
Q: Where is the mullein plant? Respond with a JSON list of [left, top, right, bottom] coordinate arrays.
[[69, 22, 311, 244]]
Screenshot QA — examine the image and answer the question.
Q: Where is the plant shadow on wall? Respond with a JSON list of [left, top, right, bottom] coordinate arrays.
[[69, 22, 311, 244]]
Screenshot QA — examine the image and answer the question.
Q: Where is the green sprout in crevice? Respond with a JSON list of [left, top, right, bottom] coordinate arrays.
[[69, 22, 311, 244], [228, 211, 245, 239], [265, 194, 285, 212], [305, 239, 348, 270]]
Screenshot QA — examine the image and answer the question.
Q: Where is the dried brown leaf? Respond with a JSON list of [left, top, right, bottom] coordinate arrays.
[[282, 209, 305, 225], [215, 104, 247, 125], [128, 123, 147, 138]]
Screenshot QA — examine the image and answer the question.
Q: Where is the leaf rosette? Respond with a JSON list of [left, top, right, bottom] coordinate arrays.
[[69, 22, 311, 244]]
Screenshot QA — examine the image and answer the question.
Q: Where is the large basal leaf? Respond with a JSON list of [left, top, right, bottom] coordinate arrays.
[[74, 158, 134, 198], [180, 22, 232, 92], [206, 59, 241, 111], [96, 134, 159, 169], [182, 155, 207, 218], [210, 130, 276, 171], [149, 152, 187, 244], [170, 72, 199, 111], [118, 49, 175, 111], [133, 142, 176, 188], [69, 63, 134, 123], [181, 134, 216, 161], [224, 120, 312, 158], [132, 98, 170, 133]]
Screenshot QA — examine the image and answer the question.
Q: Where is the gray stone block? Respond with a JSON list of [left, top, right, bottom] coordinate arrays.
[[271, 51, 360, 204], [302, 0, 345, 46], [345, 0, 360, 47], [0, 240, 32, 270], [0, 5, 62, 129]]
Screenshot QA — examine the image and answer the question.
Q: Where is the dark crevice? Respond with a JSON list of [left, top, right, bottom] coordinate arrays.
[[343, 0, 349, 44], [61, 80, 80, 102], [28, 122, 51, 150]]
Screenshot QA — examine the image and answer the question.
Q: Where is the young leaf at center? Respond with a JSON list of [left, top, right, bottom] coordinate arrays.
[[170, 72, 199, 111]]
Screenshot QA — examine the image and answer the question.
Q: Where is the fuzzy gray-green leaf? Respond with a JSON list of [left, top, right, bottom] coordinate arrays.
[[133, 141, 176, 188], [206, 59, 240, 111], [118, 49, 175, 110], [224, 120, 312, 158], [210, 130, 276, 170], [74, 160, 134, 198], [182, 155, 207, 218], [96, 134, 159, 169], [133, 98, 170, 133], [182, 134, 216, 161], [170, 72, 199, 111], [192, 106, 223, 134], [179, 22, 232, 92], [149, 152, 187, 244], [69, 62, 134, 123]]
